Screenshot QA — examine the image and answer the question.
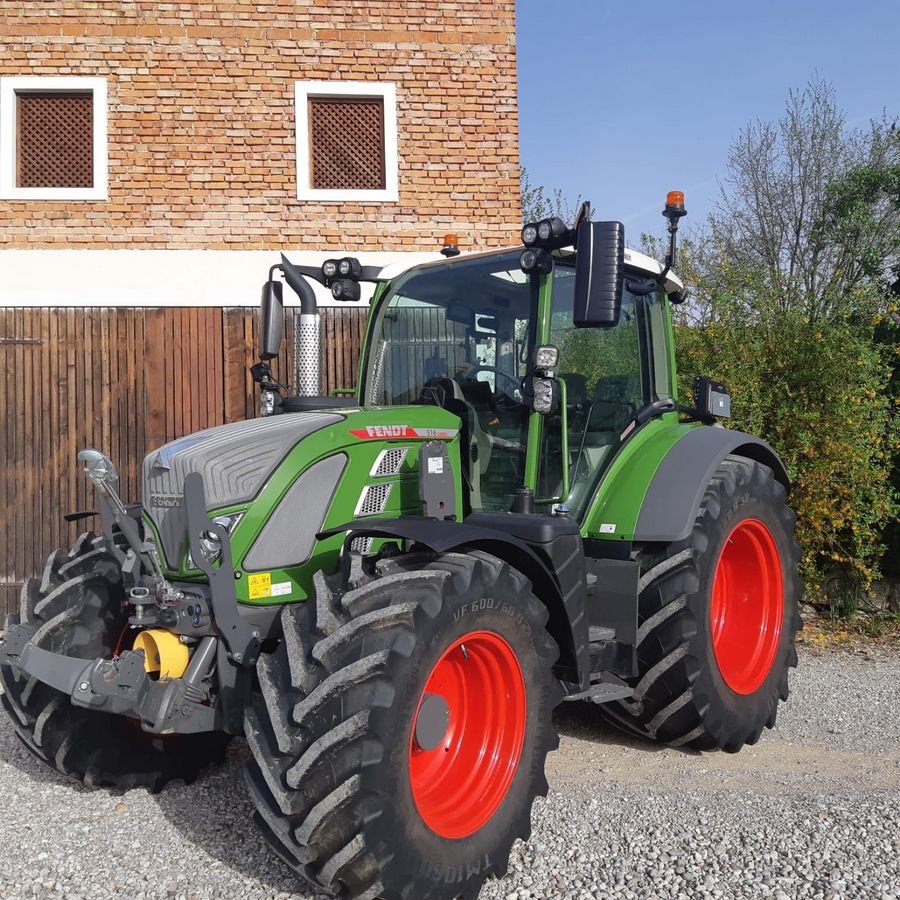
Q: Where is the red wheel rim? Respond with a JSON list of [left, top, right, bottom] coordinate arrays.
[[710, 518, 784, 695], [409, 630, 526, 839]]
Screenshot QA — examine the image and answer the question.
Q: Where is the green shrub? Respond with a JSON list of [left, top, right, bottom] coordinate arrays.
[[676, 307, 897, 593]]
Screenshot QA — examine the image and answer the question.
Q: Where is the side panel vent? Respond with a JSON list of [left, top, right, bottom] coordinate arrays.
[[350, 536, 375, 555], [355, 482, 392, 517], [371, 447, 408, 478]]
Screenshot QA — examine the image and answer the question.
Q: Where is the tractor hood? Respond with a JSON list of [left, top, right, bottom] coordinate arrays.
[[143, 412, 344, 567]]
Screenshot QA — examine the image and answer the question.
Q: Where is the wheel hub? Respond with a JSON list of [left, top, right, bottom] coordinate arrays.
[[409, 630, 527, 839], [413, 693, 450, 752]]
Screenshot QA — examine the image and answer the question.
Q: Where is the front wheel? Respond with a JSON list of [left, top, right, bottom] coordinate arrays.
[[244, 551, 560, 899], [600, 456, 803, 752]]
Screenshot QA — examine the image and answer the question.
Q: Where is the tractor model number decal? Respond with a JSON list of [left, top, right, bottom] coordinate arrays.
[[349, 425, 459, 440], [248, 572, 293, 600]]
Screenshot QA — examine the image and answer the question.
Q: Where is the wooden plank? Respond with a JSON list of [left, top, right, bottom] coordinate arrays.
[[142, 308, 161, 449], [14, 310, 26, 589], [0, 311, 9, 605]]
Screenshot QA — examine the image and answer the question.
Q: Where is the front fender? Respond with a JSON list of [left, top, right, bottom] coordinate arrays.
[[320, 515, 591, 689]]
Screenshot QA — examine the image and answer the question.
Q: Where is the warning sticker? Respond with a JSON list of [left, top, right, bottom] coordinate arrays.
[[248, 572, 272, 599], [599, 523, 616, 534], [271, 581, 293, 598], [427, 457, 444, 474]]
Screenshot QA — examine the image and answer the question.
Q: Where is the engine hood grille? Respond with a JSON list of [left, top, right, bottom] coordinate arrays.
[[143, 412, 343, 567]]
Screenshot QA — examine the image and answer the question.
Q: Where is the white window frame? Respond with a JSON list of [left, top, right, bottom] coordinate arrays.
[[295, 80, 398, 203], [0, 76, 108, 201]]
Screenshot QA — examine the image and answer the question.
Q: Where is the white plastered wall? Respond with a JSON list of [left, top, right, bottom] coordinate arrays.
[[0, 249, 440, 307]]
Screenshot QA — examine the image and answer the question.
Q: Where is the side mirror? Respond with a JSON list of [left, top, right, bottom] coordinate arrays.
[[573, 220, 625, 328], [259, 280, 284, 361]]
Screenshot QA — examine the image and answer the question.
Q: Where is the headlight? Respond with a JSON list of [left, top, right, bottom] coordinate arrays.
[[322, 259, 338, 280], [190, 513, 243, 567], [521, 223, 538, 246], [519, 248, 553, 275], [331, 279, 361, 302]]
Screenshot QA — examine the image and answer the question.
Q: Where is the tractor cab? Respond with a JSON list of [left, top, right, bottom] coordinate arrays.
[[255, 195, 691, 526]]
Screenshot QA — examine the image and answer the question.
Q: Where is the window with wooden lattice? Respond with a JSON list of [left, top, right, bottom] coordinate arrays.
[[0, 76, 108, 200], [309, 97, 385, 191], [295, 81, 398, 202], [17, 92, 94, 189]]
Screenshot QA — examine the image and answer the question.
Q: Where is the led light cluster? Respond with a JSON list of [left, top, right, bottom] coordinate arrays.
[[532, 378, 558, 415], [520, 216, 575, 275], [321, 257, 363, 302]]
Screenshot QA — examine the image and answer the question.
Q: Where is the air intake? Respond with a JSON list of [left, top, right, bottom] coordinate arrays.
[[355, 482, 392, 517]]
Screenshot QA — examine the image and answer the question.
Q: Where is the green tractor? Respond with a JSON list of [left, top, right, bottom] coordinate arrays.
[[0, 194, 801, 899]]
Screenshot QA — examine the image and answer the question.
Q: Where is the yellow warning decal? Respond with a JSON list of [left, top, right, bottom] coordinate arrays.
[[248, 572, 272, 599]]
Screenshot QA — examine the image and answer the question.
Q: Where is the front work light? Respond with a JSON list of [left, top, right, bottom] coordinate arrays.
[[532, 378, 559, 415], [338, 257, 362, 280], [321, 259, 338, 281], [522, 217, 571, 249], [331, 279, 362, 302], [519, 248, 553, 275], [534, 345, 559, 370]]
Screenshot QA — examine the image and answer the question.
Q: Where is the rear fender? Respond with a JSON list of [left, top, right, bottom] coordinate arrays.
[[634, 427, 790, 543]]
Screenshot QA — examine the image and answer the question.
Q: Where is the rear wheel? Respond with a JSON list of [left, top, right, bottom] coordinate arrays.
[[600, 456, 802, 751], [245, 551, 560, 899], [0, 534, 230, 790]]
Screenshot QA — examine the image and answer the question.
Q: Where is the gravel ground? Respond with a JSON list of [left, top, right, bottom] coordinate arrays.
[[1, 647, 898, 900]]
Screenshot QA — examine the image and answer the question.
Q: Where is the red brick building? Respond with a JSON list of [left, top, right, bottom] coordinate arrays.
[[0, 1, 520, 255], [0, 2, 521, 612]]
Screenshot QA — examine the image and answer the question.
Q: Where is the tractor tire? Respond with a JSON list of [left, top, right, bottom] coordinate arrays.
[[245, 551, 560, 900], [600, 456, 802, 752], [0, 533, 230, 791]]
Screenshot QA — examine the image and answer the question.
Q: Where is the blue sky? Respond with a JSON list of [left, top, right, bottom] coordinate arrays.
[[516, 0, 900, 242]]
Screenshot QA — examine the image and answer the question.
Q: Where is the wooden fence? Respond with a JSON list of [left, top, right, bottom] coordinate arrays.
[[0, 306, 366, 616]]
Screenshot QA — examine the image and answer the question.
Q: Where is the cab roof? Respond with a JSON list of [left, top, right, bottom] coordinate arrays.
[[377, 244, 684, 293]]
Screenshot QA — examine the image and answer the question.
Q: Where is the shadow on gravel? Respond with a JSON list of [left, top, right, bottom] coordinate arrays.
[[552, 700, 696, 755], [0, 716, 306, 896], [151, 739, 306, 896]]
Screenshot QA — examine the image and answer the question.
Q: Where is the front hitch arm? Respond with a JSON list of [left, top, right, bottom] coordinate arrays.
[[183, 472, 261, 667]]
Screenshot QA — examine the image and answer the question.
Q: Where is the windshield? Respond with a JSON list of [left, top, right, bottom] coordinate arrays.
[[364, 250, 538, 511]]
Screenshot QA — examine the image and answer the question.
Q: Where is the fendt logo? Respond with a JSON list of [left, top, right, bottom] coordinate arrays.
[[351, 424, 414, 439], [149, 493, 182, 508], [349, 425, 459, 440]]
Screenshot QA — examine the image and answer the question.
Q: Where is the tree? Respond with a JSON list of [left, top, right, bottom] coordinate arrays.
[[709, 78, 899, 323], [520, 168, 587, 225], [672, 80, 899, 591]]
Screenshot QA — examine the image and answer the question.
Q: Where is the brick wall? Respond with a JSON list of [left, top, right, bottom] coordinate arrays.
[[0, 1, 520, 251]]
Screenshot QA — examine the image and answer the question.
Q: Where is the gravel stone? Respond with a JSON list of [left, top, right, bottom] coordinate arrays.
[[1, 647, 898, 899]]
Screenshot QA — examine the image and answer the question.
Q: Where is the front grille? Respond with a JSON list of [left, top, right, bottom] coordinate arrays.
[[355, 482, 392, 517]]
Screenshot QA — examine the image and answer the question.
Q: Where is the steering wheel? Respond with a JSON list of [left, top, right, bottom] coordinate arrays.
[[466, 365, 523, 400]]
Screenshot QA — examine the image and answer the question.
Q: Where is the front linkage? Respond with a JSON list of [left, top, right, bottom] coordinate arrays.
[[1, 459, 262, 738]]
